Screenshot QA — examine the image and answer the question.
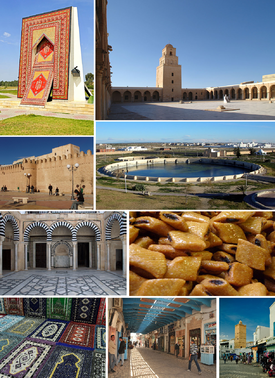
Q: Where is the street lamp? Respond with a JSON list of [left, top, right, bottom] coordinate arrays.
[[67, 163, 79, 200], [24, 173, 31, 192], [124, 174, 127, 193]]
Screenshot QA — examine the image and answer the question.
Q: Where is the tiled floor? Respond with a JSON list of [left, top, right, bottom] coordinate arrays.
[[0, 269, 126, 296]]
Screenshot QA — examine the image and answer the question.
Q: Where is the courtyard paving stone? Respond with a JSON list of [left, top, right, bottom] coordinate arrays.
[[108, 101, 275, 120], [0, 269, 126, 296]]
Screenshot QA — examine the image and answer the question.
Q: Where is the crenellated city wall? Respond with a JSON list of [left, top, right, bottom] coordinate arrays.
[[0, 149, 93, 193]]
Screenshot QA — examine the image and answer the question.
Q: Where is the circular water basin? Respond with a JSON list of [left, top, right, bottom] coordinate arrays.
[[126, 163, 250, 178]]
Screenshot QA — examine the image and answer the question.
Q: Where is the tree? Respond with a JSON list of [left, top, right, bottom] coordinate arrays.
[[249, 147, 256, 155], [234, 147, 241, 158], [85, 73, 94, 89]]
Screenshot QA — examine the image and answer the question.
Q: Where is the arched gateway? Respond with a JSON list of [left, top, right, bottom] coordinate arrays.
[[0, 211, 127, 277]]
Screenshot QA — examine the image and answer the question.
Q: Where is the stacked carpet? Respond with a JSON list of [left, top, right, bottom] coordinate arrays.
[[0, 298, 106, 377]]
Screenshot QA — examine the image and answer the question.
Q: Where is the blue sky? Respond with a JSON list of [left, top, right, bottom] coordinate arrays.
[[0, 137, 93, 165], [108, 0, 275, 88], [96, 121, 275, 143], [0, 0, 94, 81], [220, 299, 275, 341]]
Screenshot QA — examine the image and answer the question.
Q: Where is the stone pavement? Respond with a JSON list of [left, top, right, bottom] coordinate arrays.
[[108, 101, 275, 120], [0, 191, 93, 210], [0, 269, 126, 296], [109, 347, 216, 378], [220, 361, 266, 378], [0, 107, 93, 121]]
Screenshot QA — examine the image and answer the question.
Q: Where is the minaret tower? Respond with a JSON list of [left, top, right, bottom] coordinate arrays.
[[235, 320, 246, 348], [156, 44, 181, 101]]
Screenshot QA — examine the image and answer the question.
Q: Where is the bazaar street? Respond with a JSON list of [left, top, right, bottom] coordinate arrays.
[[110, 347, 216, 378]]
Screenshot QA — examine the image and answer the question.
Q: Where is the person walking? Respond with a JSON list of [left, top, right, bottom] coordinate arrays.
[[175, 342, 180, 358], [116, 337, 126, 366], [236, 355, 239, 364], [187, 340, 202, 374], [48, 184, 53, 195], [108, 335, 117, 373], [223, 353, 227, 363]]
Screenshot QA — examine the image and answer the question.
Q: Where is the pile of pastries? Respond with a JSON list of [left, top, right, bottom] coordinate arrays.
[[129, 211, 275, 296]]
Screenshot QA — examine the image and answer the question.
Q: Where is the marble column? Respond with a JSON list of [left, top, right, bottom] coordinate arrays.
[[107, 241, 111, 271], [14, 242, 19, 272], [24, 243, 28, 270], [73, 242, 77, 270], [97, 243, 100, 270], [120, 234, 127, 278], [89, 242, 92, 268], [47, 242, 51, 271], [33, 242, 36, 268]]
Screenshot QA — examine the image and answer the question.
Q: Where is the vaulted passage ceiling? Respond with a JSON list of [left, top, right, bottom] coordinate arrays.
[[123, 298, 212, 334]]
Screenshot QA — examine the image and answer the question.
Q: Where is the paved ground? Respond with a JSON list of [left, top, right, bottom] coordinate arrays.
[[0, 269, 126, 296], [0, 107, 93, 121], [0, 191, 94, 210], [0, 94, 93, 120], [109, 347, 216, 378], [108, 101, 275, 120], [220, 361, 266, 378]]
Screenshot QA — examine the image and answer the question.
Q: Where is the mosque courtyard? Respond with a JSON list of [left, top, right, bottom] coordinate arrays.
[[108, 100, 275, 120]]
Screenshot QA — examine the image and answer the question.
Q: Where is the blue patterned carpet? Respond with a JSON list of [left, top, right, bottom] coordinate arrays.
[[28, 319, 69, 342], [0, 333, 23, 360], [37, 345, 93, 378], [0, 298, 106, 378], [0, 316, 24, 332]]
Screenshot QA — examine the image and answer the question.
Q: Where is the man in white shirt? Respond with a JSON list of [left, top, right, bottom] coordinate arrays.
[[109, 334, 117, 373]]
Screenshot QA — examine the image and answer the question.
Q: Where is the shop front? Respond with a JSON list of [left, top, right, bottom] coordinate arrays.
[[176, 329, 185, 358], [190, 328, 201, 359], [168, 324, 175, 355], [204, 321, 216, 361], [158, 328, 165, 352]]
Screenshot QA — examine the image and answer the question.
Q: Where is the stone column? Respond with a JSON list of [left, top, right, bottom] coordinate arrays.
[[14, 242, 19, 272], [47, 242, 51, 271], [24, 243, 28, 270], [120, 234, 127, 278], [73, 242, 77, 270], [96, 242, 105, 270], [89, 241, 92, 268], [33, 242, 36, 268], [107, 241, 111, 271], [97, 243, 100, 270]]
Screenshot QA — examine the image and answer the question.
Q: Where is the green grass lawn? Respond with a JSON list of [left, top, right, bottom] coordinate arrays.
[[0, 114, 94, 135], [0, 95, 10, 99], [0, 90, 17, 95]]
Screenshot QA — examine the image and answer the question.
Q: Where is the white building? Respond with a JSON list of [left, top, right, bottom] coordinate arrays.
[[253, 326, 270, 343], [123, 146, 148, 151]]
